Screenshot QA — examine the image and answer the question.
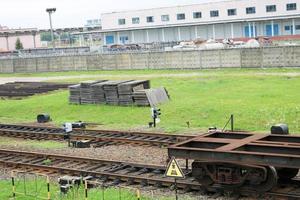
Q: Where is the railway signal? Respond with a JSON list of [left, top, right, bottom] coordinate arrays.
[[63, 123, 72, 147], [151, 107, 161, 127]]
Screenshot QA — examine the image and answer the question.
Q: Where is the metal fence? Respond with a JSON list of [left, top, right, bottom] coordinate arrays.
[[5, 171, 211, 200]]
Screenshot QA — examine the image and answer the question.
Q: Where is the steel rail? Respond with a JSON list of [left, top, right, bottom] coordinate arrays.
[[0, 123, 195, 147], [0, 148, 300, 198]]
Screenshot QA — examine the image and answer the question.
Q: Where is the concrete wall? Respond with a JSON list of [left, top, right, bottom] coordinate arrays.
[[0, 46, 300, 73]]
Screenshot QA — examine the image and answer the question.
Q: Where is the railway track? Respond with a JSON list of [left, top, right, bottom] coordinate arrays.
[[0, 148, 200, 190], [0, 123, 194, 147], [0, 148, 300, 199]]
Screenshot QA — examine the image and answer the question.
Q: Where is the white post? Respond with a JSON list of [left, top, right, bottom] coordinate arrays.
[[271, 20, 274, 37], [32, 34, 36, 48], [194, 26, 198, 39], [103, 33, 106, 45], [292, 19, 296, 35], [248, 22, 252, 37], [131, 31, 135, 43], [89, 34, 93, 46], [117, 32, 120, 44], [5, 36, 9, 51], [231, 23, 234, 39], [162, 28, 165, 42], [178, 27, 181, 41], [212, 24, 215, 39], [79, 35, 82, 46], [146, 30, 149, 43], [252, 22, 256, 37]]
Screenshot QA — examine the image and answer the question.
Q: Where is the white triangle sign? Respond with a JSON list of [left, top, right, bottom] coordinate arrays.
[[165, 157, 185, 178]]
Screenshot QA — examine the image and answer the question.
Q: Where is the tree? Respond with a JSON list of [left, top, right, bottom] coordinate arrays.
[[15, 38, 24, 50]]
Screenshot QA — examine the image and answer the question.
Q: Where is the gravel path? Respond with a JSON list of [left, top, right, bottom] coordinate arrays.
[[1, 71, 300, 84]]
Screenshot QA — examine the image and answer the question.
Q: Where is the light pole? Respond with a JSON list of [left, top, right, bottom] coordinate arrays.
[[46, 8, 56, 49]]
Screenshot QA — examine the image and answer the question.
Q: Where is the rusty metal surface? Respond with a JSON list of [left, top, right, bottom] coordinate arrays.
[[168, 131, 300, 169]]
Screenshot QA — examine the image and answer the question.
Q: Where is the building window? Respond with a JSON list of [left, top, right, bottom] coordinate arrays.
[[296, 25, 300, 30], [132, 17, 140, 24], [246, 7, 256, 14], [147, 16, 154, 23], [161, 15, 170, 22], [265, 24, 279, 36], [210, 10, 219, 17], [177, 13, 185, 20], [193, 12, 202, 19], [287, 3, 297, 11], [120, 36, 129, 44], [285, 25, 291, 31], [227, 9, 237, 16], [106, 35, 114, 44], [118, 19, 125, 25], [266, 5, 276, 12]]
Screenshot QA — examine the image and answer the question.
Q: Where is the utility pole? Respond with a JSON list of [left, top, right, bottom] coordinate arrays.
[[46, 8, 56, 50]]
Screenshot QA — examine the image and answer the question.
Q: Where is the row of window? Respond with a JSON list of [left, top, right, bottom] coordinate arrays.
[[118, 3, 297, 25], [106, 24, 300, 44]]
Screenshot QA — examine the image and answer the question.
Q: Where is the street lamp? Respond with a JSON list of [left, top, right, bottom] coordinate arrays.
[[46, 8, 56, 49]]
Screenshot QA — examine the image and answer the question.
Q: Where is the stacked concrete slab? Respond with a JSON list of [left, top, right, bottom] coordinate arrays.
[[69, 84, 81, 104], [80, 80, 105, 104], [68, 80, 168, 107], [103, 80, 131, 105], [91, 81, 108, 104], [118, 80, 150, 106]]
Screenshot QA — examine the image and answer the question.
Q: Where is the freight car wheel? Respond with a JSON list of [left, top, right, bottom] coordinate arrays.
[[276, 168, 299, 180], [191, 161, 214, 186], [254, 166, 277, 193]]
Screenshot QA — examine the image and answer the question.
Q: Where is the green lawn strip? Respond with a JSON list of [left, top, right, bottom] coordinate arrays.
[[0, 137, 66, 149], [0, 71, 299, 133], [0, 179, 153, 200]]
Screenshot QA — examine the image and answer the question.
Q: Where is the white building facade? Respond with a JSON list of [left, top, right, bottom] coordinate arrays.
[[100, 0, 300, 45]]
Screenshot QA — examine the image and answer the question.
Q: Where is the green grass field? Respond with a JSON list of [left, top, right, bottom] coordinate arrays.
[[0, 68, 300, 133], [0, 179, 150, 200]]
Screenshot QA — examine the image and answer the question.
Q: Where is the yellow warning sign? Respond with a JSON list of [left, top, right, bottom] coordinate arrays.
[[165, 157, 185, 178]]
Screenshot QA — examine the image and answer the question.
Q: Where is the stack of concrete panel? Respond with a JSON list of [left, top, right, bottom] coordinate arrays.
[[118, 80, 150, 106], [91, 81, 109, 104], [103, 80, 131, 105], [69, 84, 81, 104], [68, 80, 170, 107], [132, 90, 150, 106], [80, 80, 104, 104], [145, 87, 170, 107], [133, 87, 170, 107]]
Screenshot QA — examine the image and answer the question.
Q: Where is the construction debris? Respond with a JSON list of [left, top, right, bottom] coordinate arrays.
[[69, 80, 169, 107]]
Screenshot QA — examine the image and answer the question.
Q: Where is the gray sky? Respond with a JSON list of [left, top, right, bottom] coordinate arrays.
[[0, 0, 225, 29]]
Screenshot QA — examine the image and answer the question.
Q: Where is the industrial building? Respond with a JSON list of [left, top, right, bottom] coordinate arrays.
[[0, 26, 41, 51], [100, 0, 300, 45]]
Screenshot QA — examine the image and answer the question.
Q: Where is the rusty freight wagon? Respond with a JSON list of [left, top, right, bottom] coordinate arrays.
[[168, 128, 300, 193]]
